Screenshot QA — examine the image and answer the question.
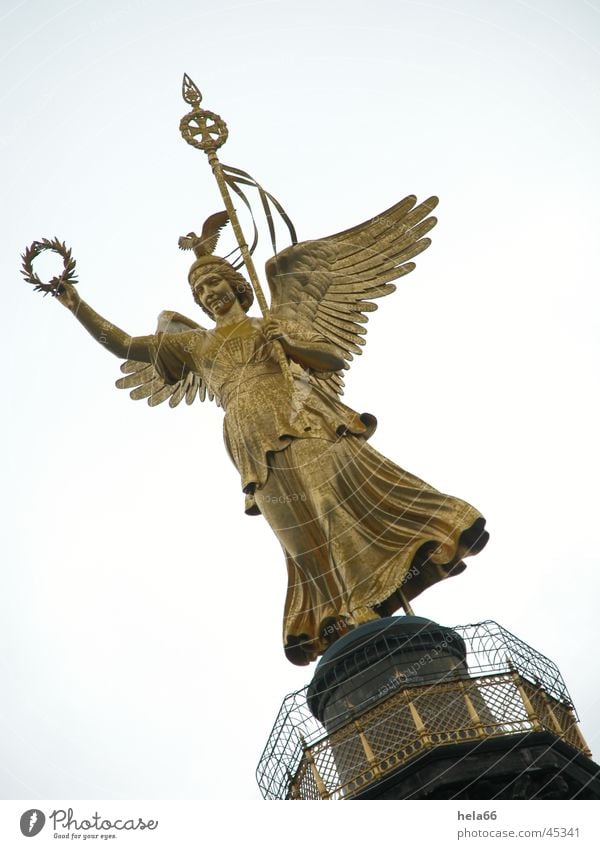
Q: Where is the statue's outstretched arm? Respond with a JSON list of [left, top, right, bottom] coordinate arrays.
[[57, 282, 155, 363]]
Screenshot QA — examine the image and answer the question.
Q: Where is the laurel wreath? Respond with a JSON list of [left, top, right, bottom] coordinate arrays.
[[20, 237, 78, 296]]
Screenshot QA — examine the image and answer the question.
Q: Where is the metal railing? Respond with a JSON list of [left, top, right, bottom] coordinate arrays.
[[287, 672, 590, 799], [256, 621, 589, 800]]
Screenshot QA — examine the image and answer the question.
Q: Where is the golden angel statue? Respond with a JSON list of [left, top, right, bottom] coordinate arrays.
[[50, 198, 488, 666]]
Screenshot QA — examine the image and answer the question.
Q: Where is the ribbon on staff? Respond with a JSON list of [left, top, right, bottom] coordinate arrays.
[[220, 163, 297, 268]]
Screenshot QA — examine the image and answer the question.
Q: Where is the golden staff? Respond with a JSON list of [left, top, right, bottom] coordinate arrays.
[[179, 74, 299, 400], [179, 74, 274, 318]]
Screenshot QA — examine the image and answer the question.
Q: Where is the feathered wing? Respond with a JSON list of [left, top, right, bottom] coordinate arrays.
[[115, 311, 219, 408], [266, 195, 438, 396]]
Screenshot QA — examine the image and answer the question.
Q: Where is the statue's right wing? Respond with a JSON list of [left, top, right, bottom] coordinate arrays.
[[266, 195, 438, 397], [115, 310, 219, 408]]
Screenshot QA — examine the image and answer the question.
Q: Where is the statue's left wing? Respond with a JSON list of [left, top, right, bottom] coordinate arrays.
[[266, 195, 438, 396], [115, 311, 219, 408]]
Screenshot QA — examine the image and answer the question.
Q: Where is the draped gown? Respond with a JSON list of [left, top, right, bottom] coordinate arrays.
[[154, 315, 488, 665]]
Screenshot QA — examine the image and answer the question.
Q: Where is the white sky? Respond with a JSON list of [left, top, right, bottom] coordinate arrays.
[[1, 0, 599, 801]]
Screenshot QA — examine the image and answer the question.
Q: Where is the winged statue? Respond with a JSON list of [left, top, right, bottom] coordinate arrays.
[[53, 196, 489, 665]]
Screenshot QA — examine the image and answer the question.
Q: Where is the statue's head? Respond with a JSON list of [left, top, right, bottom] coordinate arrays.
[[188, 256, 254, 320], [179, 211, 254, 321]]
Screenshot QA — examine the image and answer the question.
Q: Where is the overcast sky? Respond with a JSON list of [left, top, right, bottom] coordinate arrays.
[[1, 0, 599, 800]]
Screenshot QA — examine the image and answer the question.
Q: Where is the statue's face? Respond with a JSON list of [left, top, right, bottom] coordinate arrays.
[[193, 272, 236, 317]]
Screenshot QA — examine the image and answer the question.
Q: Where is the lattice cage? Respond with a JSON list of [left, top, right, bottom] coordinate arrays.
[[256, 620, 584, 800]]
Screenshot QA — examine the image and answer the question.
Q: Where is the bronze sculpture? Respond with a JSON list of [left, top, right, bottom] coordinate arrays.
[[22, 77, 488, 665]]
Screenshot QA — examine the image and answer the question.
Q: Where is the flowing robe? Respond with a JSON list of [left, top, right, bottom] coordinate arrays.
[[154, 316, 487, 665]]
